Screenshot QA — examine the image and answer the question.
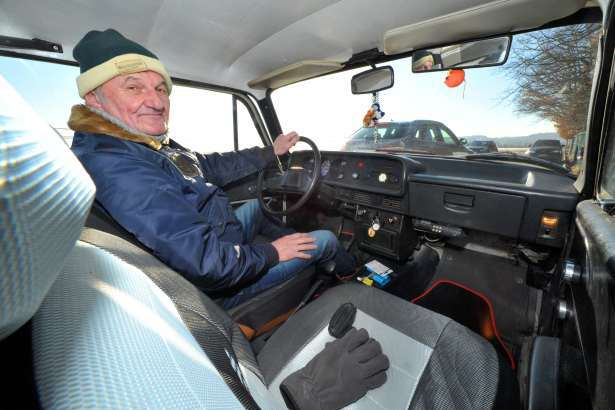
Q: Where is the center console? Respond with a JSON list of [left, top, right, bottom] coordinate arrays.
[[293, 151, 422, 261]]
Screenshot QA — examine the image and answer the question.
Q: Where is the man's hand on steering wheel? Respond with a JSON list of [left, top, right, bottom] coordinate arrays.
[[273, 131, 301, 155]]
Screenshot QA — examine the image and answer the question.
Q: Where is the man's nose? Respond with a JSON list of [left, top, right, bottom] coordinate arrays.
[[143, 87, 166, 111]]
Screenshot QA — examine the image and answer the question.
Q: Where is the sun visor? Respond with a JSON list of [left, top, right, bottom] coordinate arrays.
[[248, 60, 343, 90], [384, 0, 587, 55]]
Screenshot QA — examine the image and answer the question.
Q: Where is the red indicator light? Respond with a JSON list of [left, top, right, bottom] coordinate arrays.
[[357, 161, 365, 168]]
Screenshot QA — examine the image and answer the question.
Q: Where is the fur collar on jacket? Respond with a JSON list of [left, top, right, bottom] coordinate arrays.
[[68, 104, 168, 150]]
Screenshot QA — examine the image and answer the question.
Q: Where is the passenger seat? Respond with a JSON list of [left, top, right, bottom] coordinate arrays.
[[1, 76, 518, 409]]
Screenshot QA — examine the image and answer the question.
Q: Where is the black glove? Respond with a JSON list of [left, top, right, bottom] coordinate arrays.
[[280, 328, 389, 410]]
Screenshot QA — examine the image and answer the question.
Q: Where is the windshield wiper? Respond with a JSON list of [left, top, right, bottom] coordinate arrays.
[[464, 152, 574, 178]]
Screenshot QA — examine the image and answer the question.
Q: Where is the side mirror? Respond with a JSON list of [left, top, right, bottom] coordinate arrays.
[[351, 66, 394, 94], [412, 36, 511, 73], [459, 138, 468, 145]]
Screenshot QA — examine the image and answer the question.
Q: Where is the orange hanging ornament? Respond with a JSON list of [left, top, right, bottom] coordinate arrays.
[[444, 69, 465, 88]]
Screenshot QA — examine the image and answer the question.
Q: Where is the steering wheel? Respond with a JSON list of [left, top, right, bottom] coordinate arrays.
[[257, 136, 321, 216]]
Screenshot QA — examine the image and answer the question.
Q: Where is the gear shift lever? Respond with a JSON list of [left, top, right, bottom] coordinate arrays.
[[291, 260, 337, 315]]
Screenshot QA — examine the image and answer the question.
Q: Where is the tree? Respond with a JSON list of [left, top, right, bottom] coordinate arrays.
[[504, 24, 600, 140]]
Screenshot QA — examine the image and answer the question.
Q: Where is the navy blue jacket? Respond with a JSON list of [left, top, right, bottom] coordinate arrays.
[[72, 132, 279, 293]]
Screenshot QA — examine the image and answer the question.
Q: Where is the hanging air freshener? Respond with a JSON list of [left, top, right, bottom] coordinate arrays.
[[444, 69, 467, 98], [362, 93, 385, 128], [444, 69, 465, 87]]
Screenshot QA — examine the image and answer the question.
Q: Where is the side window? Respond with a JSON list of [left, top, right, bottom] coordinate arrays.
[[600, 135, 615, 199], [431, 127, 445, 144], [439, 127, 458, 145], [169, 86, 234, 153], [419, 127, 437, 143], [169, 86, 264, 153], [382, 124, 403, 139], [236, 98, 265, 149]]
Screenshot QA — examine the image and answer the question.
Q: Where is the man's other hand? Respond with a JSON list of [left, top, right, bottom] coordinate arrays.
[[273, 131, 300, 155], [271, 233, 317, 262]]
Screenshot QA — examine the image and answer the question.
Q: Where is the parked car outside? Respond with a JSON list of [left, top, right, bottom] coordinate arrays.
[[342, 120, 470, 155], [526, 139, 563, 164], [467, 140, 498, 153], [564, 131, 586, 175]]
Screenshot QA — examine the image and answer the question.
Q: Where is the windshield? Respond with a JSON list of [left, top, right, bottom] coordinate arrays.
[[273, 23, 599, 176]]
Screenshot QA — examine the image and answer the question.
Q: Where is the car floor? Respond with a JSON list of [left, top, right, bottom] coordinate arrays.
[[428, 246, 540, 356]]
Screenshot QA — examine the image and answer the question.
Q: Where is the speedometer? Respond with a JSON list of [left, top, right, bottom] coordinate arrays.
[[320, 159, 331, 176]]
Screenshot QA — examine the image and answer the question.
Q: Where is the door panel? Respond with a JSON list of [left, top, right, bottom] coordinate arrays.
[[568, 200, 615, 409]]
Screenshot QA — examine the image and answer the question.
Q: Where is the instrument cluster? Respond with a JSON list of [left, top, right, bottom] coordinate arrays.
[[301, 153, 404, 195]]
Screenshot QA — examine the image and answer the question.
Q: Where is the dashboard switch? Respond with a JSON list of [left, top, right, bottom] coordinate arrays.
[[352, 172, 359, 180]]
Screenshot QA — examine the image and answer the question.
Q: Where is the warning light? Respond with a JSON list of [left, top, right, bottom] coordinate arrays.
[[541, 215, 559, 229], [357, 161, 365, 168]]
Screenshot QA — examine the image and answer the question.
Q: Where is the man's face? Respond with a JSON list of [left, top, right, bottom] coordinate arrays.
[[414, 60, 433, 72], [85, 71, 170, 135]]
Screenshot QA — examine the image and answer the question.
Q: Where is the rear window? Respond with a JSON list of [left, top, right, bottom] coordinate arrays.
[[471, 141, 489, 146]]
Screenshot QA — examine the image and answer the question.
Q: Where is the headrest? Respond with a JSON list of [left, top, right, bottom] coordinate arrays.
[[0, 75, 95, 340]]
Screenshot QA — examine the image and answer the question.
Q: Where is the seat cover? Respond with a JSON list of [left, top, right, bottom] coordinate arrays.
[[33, 241, 278, 408], [259, 283, 504, 409], [0, 75, 94, 340]]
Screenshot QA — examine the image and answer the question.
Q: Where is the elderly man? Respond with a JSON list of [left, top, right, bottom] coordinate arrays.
[[70, 29, 355, 308]]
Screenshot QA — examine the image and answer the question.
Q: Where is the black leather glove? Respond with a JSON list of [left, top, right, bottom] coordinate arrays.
[[280, 328, 389, 410]]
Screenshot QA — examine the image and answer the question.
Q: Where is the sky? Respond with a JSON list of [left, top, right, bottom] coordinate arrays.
[[0, 41, 556, 153], [273, 55, 556, 151]]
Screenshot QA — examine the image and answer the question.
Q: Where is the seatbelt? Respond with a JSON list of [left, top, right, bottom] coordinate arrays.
[[79, 228, 261, 410]]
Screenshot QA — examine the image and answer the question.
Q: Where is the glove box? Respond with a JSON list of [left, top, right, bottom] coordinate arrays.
[[409, 182, 526, 238]]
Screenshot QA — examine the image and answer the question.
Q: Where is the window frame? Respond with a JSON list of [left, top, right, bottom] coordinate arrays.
[[0, 50, 274, 154]]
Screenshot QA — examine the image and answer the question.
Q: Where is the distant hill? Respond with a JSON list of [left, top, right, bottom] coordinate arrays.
[[462, 132, 561, 148]]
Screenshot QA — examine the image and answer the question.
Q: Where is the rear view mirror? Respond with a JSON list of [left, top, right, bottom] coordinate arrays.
[[351, 66, 394, 94], [412, 36, 511, 73]]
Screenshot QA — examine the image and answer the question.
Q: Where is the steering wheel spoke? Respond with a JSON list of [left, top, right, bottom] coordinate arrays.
[[257, 137, 321, 216]]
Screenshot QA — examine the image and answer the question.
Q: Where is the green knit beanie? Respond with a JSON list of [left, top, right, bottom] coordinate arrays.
[[73, 29, 172, 98]]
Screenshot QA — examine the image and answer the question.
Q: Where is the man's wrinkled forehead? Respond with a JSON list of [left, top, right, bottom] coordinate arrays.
[[105, 71, 168, 90]]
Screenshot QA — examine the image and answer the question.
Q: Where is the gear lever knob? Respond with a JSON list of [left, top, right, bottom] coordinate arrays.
[[329, 302, 357, 338]]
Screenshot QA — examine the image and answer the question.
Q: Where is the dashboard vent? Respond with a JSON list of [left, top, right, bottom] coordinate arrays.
[[382, 197, 402, 211], [351, 191, 375, 205]]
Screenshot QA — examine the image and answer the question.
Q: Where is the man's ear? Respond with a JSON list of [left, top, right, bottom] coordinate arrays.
[[84, 90, 104, 109]]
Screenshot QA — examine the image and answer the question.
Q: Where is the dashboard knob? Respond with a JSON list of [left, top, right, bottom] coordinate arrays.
[[352, 172, 359, 180], [372, 217, 381, 231], [378, 172, 387, 183]]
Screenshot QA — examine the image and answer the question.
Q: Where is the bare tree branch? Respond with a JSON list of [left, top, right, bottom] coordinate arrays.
[[502, 24, 600, 139]]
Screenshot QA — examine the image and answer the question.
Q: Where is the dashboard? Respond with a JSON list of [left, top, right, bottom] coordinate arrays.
[[290, 150, 578, 258], [298, 152, 413, 195]]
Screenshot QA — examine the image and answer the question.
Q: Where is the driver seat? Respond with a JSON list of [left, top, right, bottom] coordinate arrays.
[[1, 77, 519, 409], [85, 198, 316, 334]]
